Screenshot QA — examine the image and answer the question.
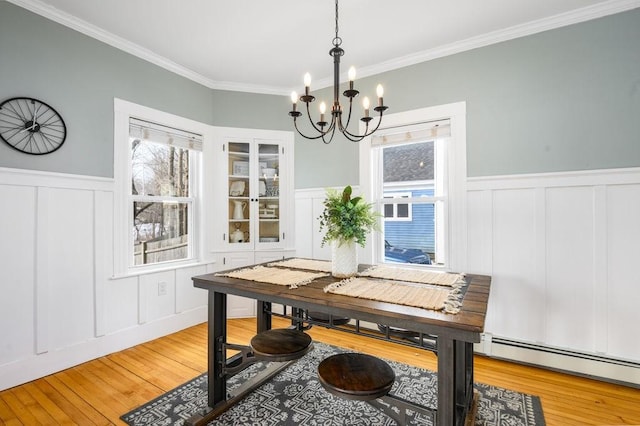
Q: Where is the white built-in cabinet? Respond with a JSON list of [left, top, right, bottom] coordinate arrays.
[[205, 127, 295, 317]]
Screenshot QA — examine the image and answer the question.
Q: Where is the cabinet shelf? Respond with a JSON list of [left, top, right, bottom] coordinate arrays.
[[219, 135, 291, 252]]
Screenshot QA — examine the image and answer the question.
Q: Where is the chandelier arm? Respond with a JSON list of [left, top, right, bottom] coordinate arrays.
[[293, 119, 330, 140], [321, 124, 338, 144], [340, 125, 369, 142], [340, 97, 354, 131], [339, 109, 386, 140], [305, 102, 333, 135], [360, 111, 387, 136]]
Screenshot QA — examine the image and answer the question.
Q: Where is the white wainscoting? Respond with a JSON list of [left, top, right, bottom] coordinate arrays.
[[295, 169, 640, 384], [467, 167, 640, 384], [294, 188, 334, 261], [0, 167, 213, 391]]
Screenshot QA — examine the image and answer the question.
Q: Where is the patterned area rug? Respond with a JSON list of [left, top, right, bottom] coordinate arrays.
[[121, 343, 545, 425]]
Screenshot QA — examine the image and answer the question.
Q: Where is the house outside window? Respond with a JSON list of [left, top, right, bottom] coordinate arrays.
[[383, 192, 412, 221], [378, 138, 442, 265], [359, 102, 467, 271]]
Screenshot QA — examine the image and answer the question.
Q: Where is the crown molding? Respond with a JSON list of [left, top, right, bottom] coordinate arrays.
[[4, 0, 287, 95], [336, 0, 640, 88], [7, 0, 640, 96]]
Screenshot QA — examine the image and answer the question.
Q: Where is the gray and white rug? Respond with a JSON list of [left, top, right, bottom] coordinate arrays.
[[121, 342, 545, 425]]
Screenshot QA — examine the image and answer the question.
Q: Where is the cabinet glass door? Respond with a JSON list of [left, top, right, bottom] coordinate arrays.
[[257, 142, 280, 244], [228, 142, 251, 246]]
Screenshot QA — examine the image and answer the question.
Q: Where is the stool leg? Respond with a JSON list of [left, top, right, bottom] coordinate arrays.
[[375, 394, 437, 425], [367, 398, 403, 424]]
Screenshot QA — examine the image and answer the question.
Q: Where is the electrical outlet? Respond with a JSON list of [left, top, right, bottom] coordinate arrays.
[[158, 281, 168, 296]]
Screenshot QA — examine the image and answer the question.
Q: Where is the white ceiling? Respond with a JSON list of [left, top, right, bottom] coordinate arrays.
[[9, 0, 640, 95]]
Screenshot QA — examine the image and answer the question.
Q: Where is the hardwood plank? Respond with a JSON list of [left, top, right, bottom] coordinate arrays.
[[21, 381, 77, 425], [1, 391, 39, 425], [42, 375, 111, 425], [54, 365, 142, 424], [0, 318, 639, 426], [107, 345, 202, 390], [0, 393, 21, 425], [8, 386, 56, 424]]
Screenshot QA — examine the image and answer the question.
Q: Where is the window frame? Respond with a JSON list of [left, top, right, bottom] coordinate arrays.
[[114, 99, 209, 276], [383, 191, 413, 221], [358, 102, 467, 271]]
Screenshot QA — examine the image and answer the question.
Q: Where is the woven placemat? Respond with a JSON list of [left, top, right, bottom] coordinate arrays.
[[324, 277, 463, 313], [217, 265, 328, 289], [359, 265, 464, 287], [268, 258, 333, 273]]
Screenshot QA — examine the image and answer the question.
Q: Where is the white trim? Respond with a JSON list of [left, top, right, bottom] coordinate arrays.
[[113, 98, 213, 277], [359, 102, 467, 270], [0, 306, 207, 391], [347, 0, 640, 88], [468, 167, 640, 191], [3, 0, 286, 95], [0, 166, 113, 190], [35, 187, 49, 355], [382, 191, 413, 222], [7, 0, 640, 95]]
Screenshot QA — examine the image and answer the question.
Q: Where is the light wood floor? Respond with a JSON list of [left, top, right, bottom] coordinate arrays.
[[1, 318, 639, 425]]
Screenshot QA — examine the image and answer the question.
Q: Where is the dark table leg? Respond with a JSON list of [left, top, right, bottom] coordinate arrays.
[[437, 337, 474, 426], [256, 301, 272, 333], [208, 291, 227, 408], [437, 337, 454, 426], [456, 341, 474, 415]]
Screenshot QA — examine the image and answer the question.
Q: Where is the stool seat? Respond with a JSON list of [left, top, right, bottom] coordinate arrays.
[[318, 353, 395, 401], [250, 329, 312, 362], [307, 311, 351, 326]]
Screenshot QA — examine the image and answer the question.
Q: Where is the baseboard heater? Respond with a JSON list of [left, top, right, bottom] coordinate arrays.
[[481, 335, 640, 388]]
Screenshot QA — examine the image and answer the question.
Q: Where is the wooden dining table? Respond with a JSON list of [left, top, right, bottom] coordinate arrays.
[[189, 260, 491, 426]]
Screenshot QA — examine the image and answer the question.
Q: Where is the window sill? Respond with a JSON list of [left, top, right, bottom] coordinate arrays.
[[110, 258, 216, 280]]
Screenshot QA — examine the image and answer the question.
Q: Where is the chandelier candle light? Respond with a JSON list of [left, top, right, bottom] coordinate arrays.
[[288, 0, 388, 143]]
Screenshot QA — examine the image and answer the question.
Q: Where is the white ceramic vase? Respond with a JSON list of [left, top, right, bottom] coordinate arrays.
[[331, 239, 358, 278]]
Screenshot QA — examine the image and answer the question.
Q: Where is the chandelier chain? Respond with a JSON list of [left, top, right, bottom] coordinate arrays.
[[333, 0, 341, 47]]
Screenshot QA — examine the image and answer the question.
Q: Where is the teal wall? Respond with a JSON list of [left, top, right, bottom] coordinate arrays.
[[0, 2, 288, 178], [1, 2, 639, 186], [294, 8, 640, 187]]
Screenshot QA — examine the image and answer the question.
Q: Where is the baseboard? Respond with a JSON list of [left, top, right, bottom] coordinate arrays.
[[342, 321, 640, 387], [478, 334, 640, 388], [0, 306, 207, 391]]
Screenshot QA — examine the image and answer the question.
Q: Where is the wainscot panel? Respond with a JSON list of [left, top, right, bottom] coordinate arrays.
[[468, 167, 640, 385]]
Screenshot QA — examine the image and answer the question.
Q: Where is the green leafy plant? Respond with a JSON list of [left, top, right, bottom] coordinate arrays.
[[318, 185, 379, 247]]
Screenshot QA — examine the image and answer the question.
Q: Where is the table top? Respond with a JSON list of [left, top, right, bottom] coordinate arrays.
[[193, 263, 491, 343]]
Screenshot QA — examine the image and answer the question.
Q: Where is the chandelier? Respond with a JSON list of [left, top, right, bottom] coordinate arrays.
[[288, 0, 388, 143]]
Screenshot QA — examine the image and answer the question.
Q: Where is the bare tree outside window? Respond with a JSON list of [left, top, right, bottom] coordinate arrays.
[[131, 138, 191, 265]]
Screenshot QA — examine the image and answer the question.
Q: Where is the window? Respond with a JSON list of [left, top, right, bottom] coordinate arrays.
[[383, 192, 412, 221], [359, 102, 467, 271], [114, 99, 208, 275], [129, 119, 200, 266]]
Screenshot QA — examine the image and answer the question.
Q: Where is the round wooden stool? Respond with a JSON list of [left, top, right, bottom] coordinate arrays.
[[318, 353, 395, 401], [307, 311, 351, 326], [250, 329, 312, 362]]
